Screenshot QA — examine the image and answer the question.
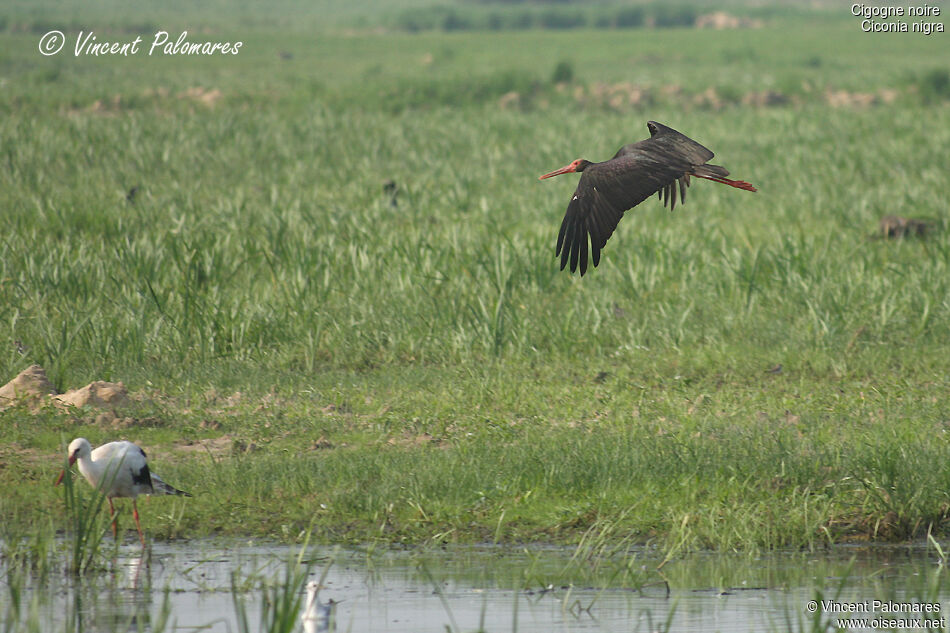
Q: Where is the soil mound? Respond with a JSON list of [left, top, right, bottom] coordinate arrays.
[[0, 365, 57, 410], [53, 381, 129, 410]]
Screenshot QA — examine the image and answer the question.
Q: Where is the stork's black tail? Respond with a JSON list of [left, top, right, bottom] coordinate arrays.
[[151, 474, 192, 497]]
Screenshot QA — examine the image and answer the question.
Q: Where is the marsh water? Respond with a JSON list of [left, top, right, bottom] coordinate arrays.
[[3, 540, 949, 632]]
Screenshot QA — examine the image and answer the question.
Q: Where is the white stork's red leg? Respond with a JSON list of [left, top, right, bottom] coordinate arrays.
[[132, 499, 146, 547], [108, 497, 118, 538]]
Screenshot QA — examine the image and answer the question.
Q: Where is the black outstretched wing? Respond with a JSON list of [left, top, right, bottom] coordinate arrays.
[[614, 121, 715, 163], [555, 121, 726, 275], [615, 121, 723, 212], [555, 153, 688, 276]]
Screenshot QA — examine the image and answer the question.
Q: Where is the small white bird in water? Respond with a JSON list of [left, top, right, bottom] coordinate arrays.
[[55, 438, 191, 547], [303, 580, 339, 633]]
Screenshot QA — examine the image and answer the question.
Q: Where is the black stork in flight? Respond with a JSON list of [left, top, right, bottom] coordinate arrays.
[[539, 121, 757, 276]]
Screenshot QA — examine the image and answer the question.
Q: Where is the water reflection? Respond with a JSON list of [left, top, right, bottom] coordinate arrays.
[[2, 541, 948, 632], [57, 551, 168, 633]]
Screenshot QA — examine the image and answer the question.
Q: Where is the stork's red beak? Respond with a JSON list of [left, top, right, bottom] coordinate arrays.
[[539, 162, 578, 180], [55, 454, 77, 486]]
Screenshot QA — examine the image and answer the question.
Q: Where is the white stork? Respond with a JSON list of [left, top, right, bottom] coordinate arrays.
[[55, 438, 191, 546]]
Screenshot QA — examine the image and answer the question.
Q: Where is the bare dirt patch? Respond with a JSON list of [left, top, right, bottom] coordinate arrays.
[[175, 435, 236, 458], [695, 12, 764, 29]]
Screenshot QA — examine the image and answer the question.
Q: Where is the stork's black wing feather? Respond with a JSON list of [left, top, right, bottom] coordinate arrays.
[[556, 153, 686, 275], [132, 462, 154, 490], [613, 121, 715, 164], [553, 121, 732, 275], [131, 445, 154, 491]]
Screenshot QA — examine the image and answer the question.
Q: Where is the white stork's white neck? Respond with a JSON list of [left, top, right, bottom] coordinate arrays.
[[77, 445, 128, 493], [76, 451, 106, 489]]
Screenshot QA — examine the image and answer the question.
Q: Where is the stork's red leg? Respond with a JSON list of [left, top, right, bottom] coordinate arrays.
[[692, 173, 757, 192], [108, 497, 118, 538], [133, 499, 146, 548]]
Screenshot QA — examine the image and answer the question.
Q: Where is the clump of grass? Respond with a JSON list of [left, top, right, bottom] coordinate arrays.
[[920, 68, 950, 103], [1, 521, 57, 582], [232, 534, 316, 633], [390, 2, 702, 33], [651, 4, 697, 28], [596, 7, 645, 28], [551, 61, 574, 84]]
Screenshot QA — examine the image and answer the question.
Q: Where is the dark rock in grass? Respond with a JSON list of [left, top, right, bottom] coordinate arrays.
[[383, 179, 399, 207], [310, 436, 334, 450], [231, 439, 260, 455], [879, 215, 934, 238]]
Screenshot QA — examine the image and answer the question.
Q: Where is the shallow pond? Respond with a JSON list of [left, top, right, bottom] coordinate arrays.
[[3, 540, 949, 632]]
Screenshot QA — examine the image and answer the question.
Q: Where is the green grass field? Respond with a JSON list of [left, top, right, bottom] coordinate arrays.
[[1, 0, 949, 554]]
